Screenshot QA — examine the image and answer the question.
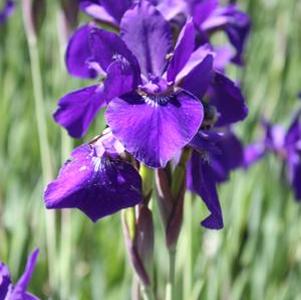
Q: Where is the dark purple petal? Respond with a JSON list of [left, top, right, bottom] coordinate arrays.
[[65, 24, 99, 79], [54, 85, 106, 138], [192, 0, 218, 26], [101, 0, 131, 23], [167, 20, 196, 82], [104, 59, 139, 99], [5, 249, 39, 300], [210, 130, 244, 182], [79, 1, 115, 24], [89, 27, 141, 85], [288, 157, 301, 201], [120, 1, 172, 77], [210, 72, 248, 126], [106, 90, 203, 168], [44, 144, 142, 221], [189, 130, 224, 154], [285, 110, 301, 149], [0, 0, 14, 24], [175, 44, 214, 82], [0, 263, 11, 299], [181, 54, 213, 99], [187, 151, 224, 229]]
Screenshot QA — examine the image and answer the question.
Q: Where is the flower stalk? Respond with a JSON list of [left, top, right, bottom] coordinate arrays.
[[22, 0, 56, 292]]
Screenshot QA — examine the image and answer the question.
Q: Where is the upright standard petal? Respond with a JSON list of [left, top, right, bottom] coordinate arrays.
[[187, 151, 224, 229], [106, 91, 203, 168], [54, 85, 106, 138], [181, 54, 213, 99], [167, 20, 196, 82], [89, 27, 141, 85], [101, 0, 131, 23], [0, 263, 11, 299], [210, 72, 248, 126], [65, 24, 99, 79], [175, 44, 214, 83], [44, 143, 142, 221], [120, 1, 172, 77]]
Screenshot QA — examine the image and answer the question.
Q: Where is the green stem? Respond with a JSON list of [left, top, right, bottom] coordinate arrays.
[[141, 285, 156, 300], [22, 0, 57, 292], [183, 195, 192, 300], [166, 249, 176, 300]]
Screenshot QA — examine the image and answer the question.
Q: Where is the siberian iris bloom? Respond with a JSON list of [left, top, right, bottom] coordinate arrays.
[[55, 1, 213, 168], [49, 0, 248, 226], [245, 109, 301, 200], [0, 0, 14, 24], [0, 249, 39, 300], [187, 129, 244, 229]]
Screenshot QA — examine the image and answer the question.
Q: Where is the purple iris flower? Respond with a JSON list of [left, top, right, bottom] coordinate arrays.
[[56, 1, 217, 168], [44, 129, 142, 221], [0, 0, 14, 24], [245, 110, 301, 200], [0, 249, 39, 300], [187, 129, 244, 229]]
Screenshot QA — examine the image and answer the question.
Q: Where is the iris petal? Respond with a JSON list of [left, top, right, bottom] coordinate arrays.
[[187, 151, 224, 229], [44, 144, 142, 221], [106, 90, 203, 168], [54, 85, 106, 139], [120, 1, 172, 77]]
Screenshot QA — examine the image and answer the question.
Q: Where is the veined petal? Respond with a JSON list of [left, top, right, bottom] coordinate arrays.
[[210, 72, 248, 126], [79, 0, 116, 24], [181, 54, 213, 99], [167, 20, 196, 82], [65, 24, 99, 79], [0, 263, 11, 299], [54, 85, 106, 139], [89, 27, 141, 84], [187, 151, 224, 229], [106, 90, 203, 168], [44, 144, 142, 221], [120, 1, 172, 77]]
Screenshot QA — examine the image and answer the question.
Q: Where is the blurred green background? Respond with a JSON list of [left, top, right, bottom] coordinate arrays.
[[1, 0, 301, 299]]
